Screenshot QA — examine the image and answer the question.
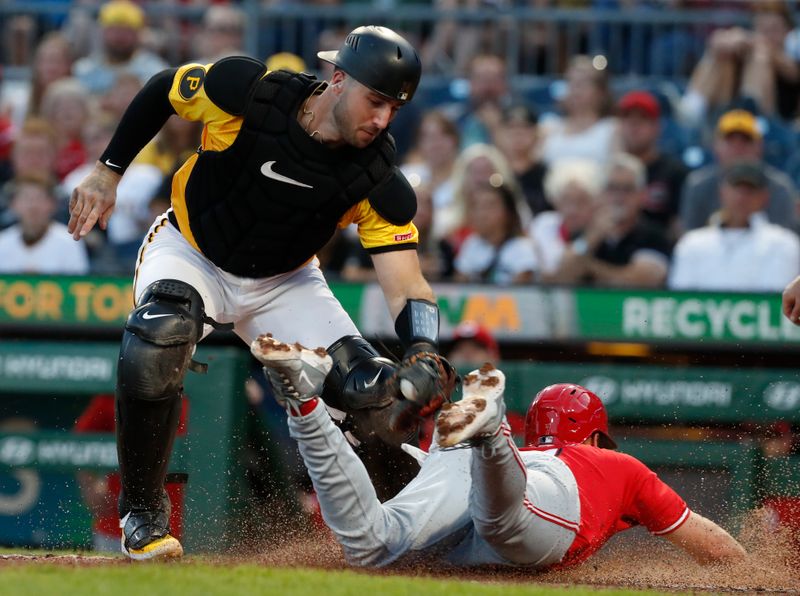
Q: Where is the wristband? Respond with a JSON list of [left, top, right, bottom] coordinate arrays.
[[394, 299, 440, 351]]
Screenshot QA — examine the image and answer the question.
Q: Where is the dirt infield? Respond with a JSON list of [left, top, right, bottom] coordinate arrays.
[[2, 511, 797, 594], [250, 524, 800, 593]]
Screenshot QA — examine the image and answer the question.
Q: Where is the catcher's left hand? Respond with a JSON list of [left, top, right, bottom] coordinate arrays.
[[395, 350, 457, 418]]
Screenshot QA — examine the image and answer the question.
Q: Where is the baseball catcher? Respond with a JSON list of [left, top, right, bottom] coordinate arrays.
[[68, 26, 455, 560]]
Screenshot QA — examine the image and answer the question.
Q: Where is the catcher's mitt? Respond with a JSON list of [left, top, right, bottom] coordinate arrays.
[[388, 350, 457, 432]]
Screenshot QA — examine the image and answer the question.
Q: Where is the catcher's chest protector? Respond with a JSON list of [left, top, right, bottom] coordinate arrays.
[[183, 70, 396, 277]]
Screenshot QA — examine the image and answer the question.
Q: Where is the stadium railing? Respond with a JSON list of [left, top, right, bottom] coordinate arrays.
[[0, 2, 752, 84]]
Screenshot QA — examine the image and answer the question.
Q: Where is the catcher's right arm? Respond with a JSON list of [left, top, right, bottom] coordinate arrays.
[[388, 298, 457, 431]]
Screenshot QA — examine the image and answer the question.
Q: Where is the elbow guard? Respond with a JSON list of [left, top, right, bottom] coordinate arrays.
[[321, 335, 396, 412]]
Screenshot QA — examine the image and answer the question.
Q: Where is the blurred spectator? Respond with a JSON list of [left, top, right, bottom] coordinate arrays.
[[453, 182, 538, 284], [340, 241, 376, 283], [553, 153, 671, 287], [3, 15, 36, 67], [421, 0, 511, 76], [447, 320, 500, 367], [617, 90, 688, 240], [135, 115, 203, 177], [74, 394, 188, 552], [0, 175, 89, 274], [342, 179, 457, 284], [40, 78, 91, 181], [494, 102, 549, 215], [62, 117, 163, 268], [98, 72, 142, 123], [401, 110, 460, 215], [3, 33, 74, 128], [74, 0, 168, 95], [9, 118, 58, 181], [194, 4, 247, 62], [266, 52, 307, 74], [147, 193, 171, 223], [0, 118, 58, 228], [442, 142, 526, 243], [539, 55, 618, 167], [517, 0, 564, 75], [446, 54, 512, 148], [412, 183, 455, 282], [315, 27, 348, 80], [669, 161, 800, 292], [645, 1, 706, 77], [531, 158, 604, 283], [680, 1, 800, 125], [679, 109, 798, 232]]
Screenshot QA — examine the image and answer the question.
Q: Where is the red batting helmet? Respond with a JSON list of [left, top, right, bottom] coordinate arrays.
[[524, 383, 617, 449]]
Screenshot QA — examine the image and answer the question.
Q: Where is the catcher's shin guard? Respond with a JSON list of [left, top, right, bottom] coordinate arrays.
[[116, 280, 204, 513]]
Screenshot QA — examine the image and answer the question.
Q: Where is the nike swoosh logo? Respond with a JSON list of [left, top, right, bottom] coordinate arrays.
[[105, 159, 122, 169], [297, 369, 313, 389], [142, 311, 174, 320], [364, 370, 382, 389], [260, 161, 313, 189]]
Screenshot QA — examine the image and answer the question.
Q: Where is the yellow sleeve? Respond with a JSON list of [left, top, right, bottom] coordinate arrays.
[[340, 199, 418, 251], [168, 62, 243, 152]]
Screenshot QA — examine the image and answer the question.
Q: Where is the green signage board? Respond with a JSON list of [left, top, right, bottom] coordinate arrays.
[[0, 432, 117, 470], [0, 342, 118, 394], [573, 288, 800, 345], [2, 275, 798, 348], [498, 362, 800, 423], [0, 275, 132, 327]]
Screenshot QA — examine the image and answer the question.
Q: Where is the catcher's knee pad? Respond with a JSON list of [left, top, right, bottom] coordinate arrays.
[[322, 335, 397, 412], [118, 280, 205, 403]]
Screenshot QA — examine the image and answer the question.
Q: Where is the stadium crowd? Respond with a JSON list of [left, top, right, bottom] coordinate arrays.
[[0, 0, 799, 295]]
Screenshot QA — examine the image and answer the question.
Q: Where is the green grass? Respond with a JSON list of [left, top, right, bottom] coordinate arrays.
[[0, 560, 677, 596]]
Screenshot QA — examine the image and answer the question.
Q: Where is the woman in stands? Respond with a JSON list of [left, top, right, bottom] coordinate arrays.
[[453, 181, 538, 285], [538, 55, 619, 167]]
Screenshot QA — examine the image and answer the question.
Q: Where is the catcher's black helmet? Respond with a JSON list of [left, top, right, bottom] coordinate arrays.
[[317, 25, 421, 103]]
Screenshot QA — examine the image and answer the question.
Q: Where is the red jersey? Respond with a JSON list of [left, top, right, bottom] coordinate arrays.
[[527, 443, 689, 568], [74, 394, 189, 539]]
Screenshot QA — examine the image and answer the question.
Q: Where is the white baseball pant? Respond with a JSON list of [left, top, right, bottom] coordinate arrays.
[[287, 399, 579, 568], [134, 215, 359, 347]]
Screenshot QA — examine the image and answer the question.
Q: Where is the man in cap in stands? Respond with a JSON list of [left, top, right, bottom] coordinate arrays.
[[74, 0, 168, 95], [679, 108, 797, 233]]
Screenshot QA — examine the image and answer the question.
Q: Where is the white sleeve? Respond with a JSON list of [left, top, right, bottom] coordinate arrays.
[[502, 237, 539, 275], [757, 233, 800, 291], [454, 236, 485, 276], [667, 238, 693, 290], [66, 240, 90, 275]]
